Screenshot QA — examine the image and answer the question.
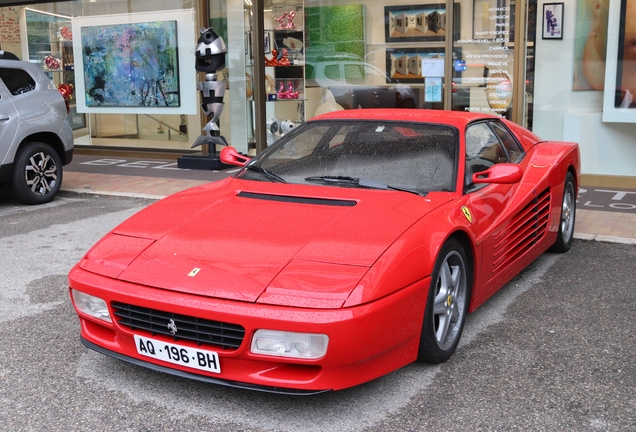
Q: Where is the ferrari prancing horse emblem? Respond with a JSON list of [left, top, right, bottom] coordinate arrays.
[[188, 268, 201, 277], [167, 319, 178, 335], [461, 206, 473, 223]]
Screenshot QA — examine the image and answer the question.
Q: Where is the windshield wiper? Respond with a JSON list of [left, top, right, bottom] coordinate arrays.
[[305, 176, 426, 196], [245, 165, 287, 183], [305, 175, 359, 184]]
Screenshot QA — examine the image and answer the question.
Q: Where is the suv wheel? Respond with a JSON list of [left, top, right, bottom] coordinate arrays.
[[11, 142, 62, 204]]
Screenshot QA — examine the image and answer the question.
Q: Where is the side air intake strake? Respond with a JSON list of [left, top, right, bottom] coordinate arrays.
[[492, 188, 551, 272], [237, 191, 357, 207]]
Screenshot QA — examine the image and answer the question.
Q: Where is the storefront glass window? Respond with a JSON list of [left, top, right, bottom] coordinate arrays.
[[1, 0, 198, 151], [452, 0, 517, 120], [533, 0, 636, 179]]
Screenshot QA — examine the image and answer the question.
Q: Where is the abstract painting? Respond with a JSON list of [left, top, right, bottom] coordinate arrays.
[[81, 21, 180, 107]]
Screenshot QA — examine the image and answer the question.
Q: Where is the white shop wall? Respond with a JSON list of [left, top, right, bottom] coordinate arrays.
[[533, 0, 636, 178]]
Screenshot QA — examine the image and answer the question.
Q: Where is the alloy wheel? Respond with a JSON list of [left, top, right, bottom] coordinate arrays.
[[432, 250, 467, 351], [25, 151, 58, 196]]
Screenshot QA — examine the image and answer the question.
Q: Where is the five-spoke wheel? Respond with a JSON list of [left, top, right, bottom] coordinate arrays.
[[550, 171, 576, 253], [418, 238, 470, 363]]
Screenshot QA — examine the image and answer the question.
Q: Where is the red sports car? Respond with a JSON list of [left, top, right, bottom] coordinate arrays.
[[69, 109, 580, 395]]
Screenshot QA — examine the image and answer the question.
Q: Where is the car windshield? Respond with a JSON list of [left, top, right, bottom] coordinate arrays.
[[238, 120, 458, 193]]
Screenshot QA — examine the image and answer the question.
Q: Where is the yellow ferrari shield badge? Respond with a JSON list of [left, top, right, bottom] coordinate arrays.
[[461, 206, 473, 224]]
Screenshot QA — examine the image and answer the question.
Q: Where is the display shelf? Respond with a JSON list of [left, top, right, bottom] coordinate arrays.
[[263, 2, 306, 133]]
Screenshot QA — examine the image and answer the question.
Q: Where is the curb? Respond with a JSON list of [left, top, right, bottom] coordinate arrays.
[[574, 232, 636, 245]]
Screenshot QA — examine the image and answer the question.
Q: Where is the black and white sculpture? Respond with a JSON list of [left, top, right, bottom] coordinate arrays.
[[177, 27, 229, 170]]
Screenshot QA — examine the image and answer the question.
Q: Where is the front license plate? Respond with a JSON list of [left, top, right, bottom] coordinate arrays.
[[134, 335, 221, 374]]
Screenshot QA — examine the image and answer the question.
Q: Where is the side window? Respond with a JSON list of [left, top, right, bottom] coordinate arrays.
[[465, 122, 507, 173], [0, 68, 36, 95], [324, 64, 341, 81], [343, 64, 365, 82], [465, 122, 508, 190], [490, 121, 524, 163]]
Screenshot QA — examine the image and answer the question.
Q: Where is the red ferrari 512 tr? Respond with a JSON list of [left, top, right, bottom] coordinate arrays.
[[69, 109, 580, 395]]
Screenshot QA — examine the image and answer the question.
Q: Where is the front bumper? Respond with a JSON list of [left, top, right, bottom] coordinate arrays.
[[81, 337, 328, 395], [70, 265, 429, 392]]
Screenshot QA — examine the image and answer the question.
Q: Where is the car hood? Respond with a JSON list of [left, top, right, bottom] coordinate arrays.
[[106, 178, 452, 304]]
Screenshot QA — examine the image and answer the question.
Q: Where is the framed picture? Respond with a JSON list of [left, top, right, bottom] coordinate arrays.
[[264, 31, 271, 54], [425, 77, 443, 102], [542, 3, 563, 39], [572, 0, 610, 90], [385, 48, 445, 83], [72, 9, 197, 115], [603, 0, 636, 122], [384, 4, 460, 43]]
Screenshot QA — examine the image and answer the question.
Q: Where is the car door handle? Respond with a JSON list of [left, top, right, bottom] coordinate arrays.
[[0, 113, 10, 121]]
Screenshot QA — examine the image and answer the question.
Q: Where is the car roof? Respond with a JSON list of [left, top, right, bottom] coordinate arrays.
[[0, 58, 45, 75], [311, 109, 501, 130]]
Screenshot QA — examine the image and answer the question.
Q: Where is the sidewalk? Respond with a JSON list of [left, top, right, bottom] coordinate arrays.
[[61, 155, 636, 245]]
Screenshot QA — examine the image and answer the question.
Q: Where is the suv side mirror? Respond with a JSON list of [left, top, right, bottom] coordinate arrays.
[[472, 163, 523, 184]]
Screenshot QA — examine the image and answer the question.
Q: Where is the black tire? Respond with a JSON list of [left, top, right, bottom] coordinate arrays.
[[418, 238, 471, 364], [550, 171, 576, 253], [10, 142, 63, 205]]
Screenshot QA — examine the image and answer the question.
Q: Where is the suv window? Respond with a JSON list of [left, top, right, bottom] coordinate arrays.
[[324, 64, 341, 80], [0, 68, 36, 95], [343, 64, 365, 82]]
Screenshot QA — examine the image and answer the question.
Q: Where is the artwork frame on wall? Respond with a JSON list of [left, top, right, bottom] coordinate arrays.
[[425, 77, 443, 102], [603, 0, 636, 122], [384, 4, 460, 43], [542, 3, 564, 40], [572, 0, 610, 90], [72, 9, 197, 115], [385, 47, 445, 83]]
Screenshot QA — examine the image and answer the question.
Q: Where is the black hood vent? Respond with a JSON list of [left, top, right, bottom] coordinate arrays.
[[237, 191, 357, 207]]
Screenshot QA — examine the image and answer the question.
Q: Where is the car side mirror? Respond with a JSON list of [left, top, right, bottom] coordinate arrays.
[[472, 163, 523, 184], [220, 146, 252, 167]]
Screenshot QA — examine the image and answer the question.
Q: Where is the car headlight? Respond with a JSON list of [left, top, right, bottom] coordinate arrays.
[[71, 289, 112, 323], [251, 330, 328, 359]]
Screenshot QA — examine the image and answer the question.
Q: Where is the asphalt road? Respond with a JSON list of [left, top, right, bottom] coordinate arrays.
[[1, 191, 634, 431]]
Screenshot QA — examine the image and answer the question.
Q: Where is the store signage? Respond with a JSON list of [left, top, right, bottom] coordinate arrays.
[[456, 0, 515, 117]]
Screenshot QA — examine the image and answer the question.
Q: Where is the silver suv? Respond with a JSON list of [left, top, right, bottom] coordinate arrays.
[[0, 54, 74, 204]]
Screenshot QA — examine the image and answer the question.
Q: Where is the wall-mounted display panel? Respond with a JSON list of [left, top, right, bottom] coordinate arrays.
[[384, 3, 460, 43], [386, 48, 445, 83]]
